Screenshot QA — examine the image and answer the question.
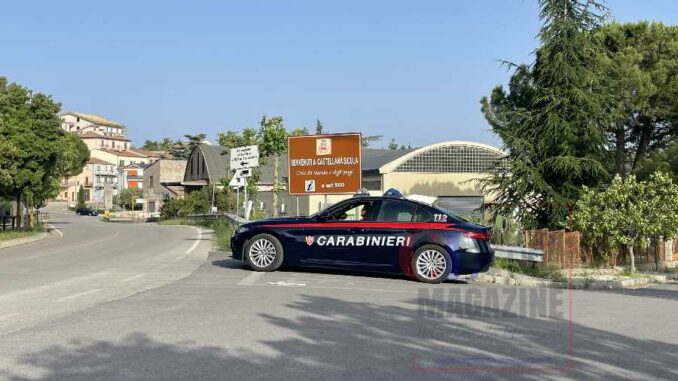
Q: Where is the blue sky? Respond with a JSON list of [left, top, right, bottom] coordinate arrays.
[[1, 0, 676, 148]]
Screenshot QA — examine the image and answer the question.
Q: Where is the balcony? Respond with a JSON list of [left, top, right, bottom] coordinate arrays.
[[95, 170, 117, 176]]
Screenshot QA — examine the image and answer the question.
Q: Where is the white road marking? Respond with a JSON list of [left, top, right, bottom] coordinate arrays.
[[185, 227, 202, 254], [46, 224, 63, 237], [57, 289, 102, 302], [0, 313, 20, 321], [121, 273, 146, 282], [266, 281, 306, 287], [237, 272, 265, 286]]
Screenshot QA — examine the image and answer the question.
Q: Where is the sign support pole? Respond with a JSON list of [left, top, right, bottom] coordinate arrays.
[[296, 196, 299, 217], [243, 178, 248, 221], [236, 187, 240, 217]]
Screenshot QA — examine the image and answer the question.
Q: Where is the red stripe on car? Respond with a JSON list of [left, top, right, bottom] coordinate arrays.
[[258, 222, 460, 230]]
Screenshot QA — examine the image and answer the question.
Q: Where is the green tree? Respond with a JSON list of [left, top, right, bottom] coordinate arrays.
[[114, 187, 143, 210], [634, 139, 678, 183], [169, 133, 207, 159], [480, 0, 613, 229], [289, 127, 309, 136], [315, 119, 324, 134], [142, 140, 160, 150], [595, 22, 678, 176], [0, 77, 82, 227], [76, 185, 86, 209], [574, 173, 678, 271], [57, 133, 90, 177], [258, 116, 288, 217], [388, 139, 398, 150], [361, 135, 382, 148]]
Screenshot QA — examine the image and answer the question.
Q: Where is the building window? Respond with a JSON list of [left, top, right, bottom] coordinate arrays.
[[149, 176, 154, 190], [120, 160, 125, 166]]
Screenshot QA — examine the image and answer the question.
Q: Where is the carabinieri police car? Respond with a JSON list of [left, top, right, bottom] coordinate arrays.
[[230, 189, 494, 284]]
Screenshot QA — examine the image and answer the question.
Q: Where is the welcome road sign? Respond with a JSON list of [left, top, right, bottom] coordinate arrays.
[[288, 133, 362, 195]]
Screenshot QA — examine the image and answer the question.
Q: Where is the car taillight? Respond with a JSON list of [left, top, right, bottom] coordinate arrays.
[[464, 230, 491, 241]]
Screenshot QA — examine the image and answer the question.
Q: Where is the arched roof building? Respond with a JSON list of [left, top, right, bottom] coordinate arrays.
[[183, 141, 505, 218]]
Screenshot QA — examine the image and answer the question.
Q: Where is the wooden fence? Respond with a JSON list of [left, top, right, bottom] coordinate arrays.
[[523, 229, 678, 268]]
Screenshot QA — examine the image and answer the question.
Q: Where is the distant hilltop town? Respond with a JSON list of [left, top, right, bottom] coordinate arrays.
[[56, 112, 167, 208]]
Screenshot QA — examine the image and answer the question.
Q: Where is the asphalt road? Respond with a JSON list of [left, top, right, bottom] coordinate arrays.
[[1, 214, 677, 380]]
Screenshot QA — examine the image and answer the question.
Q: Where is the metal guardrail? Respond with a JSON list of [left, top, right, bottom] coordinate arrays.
[[492, 245, 544, 262], [186, 213, 247, 226]]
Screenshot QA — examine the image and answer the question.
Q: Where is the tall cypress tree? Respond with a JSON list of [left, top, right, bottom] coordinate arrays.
[[481, 0, 614, 229]]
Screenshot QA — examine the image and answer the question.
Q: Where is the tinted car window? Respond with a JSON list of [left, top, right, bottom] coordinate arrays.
[[327, 200, 376, 221], [413, 207, 433, 222], [377, 200, 415, 222]]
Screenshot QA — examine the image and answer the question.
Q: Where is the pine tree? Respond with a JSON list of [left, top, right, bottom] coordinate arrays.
[[480, 0, 614, 228]]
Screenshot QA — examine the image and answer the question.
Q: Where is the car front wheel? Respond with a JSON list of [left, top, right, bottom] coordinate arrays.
[[411, 245, 451, 284], [244, 233, 284, 272]]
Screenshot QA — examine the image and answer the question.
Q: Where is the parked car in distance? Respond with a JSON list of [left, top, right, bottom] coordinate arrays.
[[76, 207, 99, 216]]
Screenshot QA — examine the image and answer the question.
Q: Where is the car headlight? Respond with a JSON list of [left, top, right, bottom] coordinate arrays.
[[234, 226, 249, 236]]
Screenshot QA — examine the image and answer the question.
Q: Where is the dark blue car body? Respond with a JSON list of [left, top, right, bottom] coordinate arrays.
[[230, 195, 494, 279]]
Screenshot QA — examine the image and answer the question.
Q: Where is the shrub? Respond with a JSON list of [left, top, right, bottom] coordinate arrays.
[[573, 173, 678, 269]]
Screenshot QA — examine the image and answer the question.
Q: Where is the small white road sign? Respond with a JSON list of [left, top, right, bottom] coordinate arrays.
[[235, 168, 253, 178], [230, 145, 259, 170], [229, 176, 246, 188]]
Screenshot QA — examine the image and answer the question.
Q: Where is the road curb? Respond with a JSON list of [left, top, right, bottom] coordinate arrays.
[[473, 270, 678, 289], [0, 231, 50, 250]]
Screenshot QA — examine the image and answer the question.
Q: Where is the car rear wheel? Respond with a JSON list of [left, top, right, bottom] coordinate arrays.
[[412, 245, 451, 284], [245, 233, 284, 272]]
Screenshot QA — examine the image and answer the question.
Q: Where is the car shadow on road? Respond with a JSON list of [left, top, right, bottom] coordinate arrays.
[[2, 294, 677, 381], [211, 258, 248, 270]]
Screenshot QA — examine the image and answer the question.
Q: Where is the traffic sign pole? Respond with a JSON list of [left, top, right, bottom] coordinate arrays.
[[236, 187, 240, 217], [244, 178, 248, 221]]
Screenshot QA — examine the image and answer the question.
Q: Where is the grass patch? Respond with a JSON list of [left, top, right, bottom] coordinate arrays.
[[493, 257, 558, 279], [0, 223, 45, 241], [157, 218, 234, 251], [210, 220, 234, 251], [0, 230, 39, 241], [157, 218, 193, 226]]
